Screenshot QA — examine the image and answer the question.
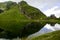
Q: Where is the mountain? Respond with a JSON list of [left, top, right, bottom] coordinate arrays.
[[0, 5, 29, 34], [0, 1, 17, 11], [32, 30, 60, 40], [0, 2, 6, 10], [0, 1, 47, 35], [19, 1, 46, 19]]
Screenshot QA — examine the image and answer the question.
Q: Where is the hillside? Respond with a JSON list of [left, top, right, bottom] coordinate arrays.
[[0, 2, 6, 9], [19, 1, 46, 19], [0, 1, 47, 35], [0, 1, 17, 11], [0, 5, 29, 34], [32, 30, 60, 40]]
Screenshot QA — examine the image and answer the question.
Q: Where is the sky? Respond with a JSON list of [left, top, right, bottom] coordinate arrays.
[[0, 0, 60, 17]]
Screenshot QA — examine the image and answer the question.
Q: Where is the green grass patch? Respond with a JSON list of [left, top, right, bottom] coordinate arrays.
[[32, 30, 60, 40]]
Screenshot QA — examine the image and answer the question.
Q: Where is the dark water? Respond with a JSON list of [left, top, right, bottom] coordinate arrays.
[[0, 22, 60, 40]]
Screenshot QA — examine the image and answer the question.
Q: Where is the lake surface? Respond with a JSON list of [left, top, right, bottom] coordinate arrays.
[[27, 23, 60, 40], [0, 23, 60, 40]]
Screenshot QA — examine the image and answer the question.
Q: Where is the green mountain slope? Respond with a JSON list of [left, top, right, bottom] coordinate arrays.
[[0, 3, 6, 9], [32, 30, 60, 40], [0, 1, 17, 10], [19, 1, 46, 19], [0, 5, 29, 34]]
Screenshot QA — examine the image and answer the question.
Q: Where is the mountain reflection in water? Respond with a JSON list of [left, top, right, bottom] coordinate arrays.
[[0, 22, 46, 40], [0, 22, 60, 40]]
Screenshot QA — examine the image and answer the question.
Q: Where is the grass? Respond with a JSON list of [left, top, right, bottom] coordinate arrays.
[[0, 5, 30, 34], [32, 30, 60, 40], [0, 3, 5, 7]]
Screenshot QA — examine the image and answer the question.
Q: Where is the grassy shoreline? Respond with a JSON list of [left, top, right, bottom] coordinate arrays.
[[31, 30, 60, 40]]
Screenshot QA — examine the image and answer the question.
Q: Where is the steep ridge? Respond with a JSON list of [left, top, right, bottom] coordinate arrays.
[[19, 1, 46, 19]]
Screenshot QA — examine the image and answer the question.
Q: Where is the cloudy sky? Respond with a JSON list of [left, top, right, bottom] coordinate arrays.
[[0, 0, 60, 17]]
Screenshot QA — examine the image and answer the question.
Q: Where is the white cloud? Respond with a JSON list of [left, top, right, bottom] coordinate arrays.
[[10, 0, 21, 3], [0, 0, 9, 2], [24, 0, 60, 17], [0, 0, 21, 3], [44, 6, 60, 18], [54, 24, 60, 30]]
